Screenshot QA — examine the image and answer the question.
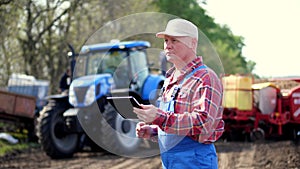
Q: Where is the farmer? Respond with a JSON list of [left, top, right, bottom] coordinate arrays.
[[134, 18, 224, 169], [59, 68, 71, 92]]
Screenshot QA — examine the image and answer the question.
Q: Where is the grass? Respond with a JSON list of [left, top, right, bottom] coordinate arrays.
[[0, 140, 30, 156], [0, 122, 39, 157]]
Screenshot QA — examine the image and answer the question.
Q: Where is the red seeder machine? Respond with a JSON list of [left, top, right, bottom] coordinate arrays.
[[222, 75, 300, 142]]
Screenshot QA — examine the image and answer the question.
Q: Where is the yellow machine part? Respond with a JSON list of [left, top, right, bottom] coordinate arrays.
[[222, 75, 253, 110]]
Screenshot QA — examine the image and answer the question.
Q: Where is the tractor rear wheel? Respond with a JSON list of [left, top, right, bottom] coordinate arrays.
[[37, 99, 79, 159]]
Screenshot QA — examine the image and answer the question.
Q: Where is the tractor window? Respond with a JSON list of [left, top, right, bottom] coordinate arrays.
[[97, 50, 130, 88], [74, 56, 87, 78], [129, 50, 149, 89], [74, 52, 106, 77], [74, 50, 128, 78], [87, 52, 104, 75], [74, 49, 147, 90], [97, 50, 127, 75]]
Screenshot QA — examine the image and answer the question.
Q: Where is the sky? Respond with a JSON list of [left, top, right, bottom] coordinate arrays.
[[202, 0, 300, 77]]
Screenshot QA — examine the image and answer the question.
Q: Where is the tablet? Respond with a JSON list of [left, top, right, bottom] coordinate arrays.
[[106, 96, 142, 119]]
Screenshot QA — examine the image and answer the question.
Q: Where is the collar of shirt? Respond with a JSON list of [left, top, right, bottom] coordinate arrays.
[[165, 56, 204, 85]]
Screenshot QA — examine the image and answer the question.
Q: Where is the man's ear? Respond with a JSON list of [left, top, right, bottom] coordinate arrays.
[[191, 38, 198, 52]]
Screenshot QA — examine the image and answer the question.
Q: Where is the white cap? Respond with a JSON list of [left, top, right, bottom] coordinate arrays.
[[156, 18, 198, 40]]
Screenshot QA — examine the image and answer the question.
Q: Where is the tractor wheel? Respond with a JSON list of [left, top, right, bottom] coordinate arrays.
[[99, 103, 141, 156], [36, 99, 79, 159]]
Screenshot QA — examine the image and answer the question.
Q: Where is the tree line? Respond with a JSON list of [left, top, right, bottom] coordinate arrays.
[[0, 0, 255, 93]]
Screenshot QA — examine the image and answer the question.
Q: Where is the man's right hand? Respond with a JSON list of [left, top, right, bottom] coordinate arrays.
[[135, 122, 157, 139]]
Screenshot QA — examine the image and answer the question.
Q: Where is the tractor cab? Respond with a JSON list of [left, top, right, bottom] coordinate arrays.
[[73, 41, 150, 90], [69, 41, 162, 108]]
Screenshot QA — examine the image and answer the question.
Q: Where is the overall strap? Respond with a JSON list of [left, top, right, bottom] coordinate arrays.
[[159, 65, 207, 99], [170, 65, 207, 100], [179, 65, 207, 86]]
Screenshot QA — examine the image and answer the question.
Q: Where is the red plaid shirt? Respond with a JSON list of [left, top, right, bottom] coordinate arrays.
[[152, 56, 224, 143]]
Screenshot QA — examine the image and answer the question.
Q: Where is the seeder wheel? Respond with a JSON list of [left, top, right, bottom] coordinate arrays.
[[250, 128, 265, 142], [293, 129, 300, 145]]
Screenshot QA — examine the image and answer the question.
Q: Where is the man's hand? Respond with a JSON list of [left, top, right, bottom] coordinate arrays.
[[136, 122, 157, 139], [133, 104, 159, 123]]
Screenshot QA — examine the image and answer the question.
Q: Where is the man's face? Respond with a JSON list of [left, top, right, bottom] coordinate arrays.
[[163, 35, 193, 64]]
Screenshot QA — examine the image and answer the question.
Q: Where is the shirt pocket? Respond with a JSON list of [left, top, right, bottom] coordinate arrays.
[[178, 87, 191, 99]]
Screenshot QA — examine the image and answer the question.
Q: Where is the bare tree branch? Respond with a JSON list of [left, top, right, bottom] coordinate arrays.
[[0, 0, 13, 6], [36, 7, 69, 42]]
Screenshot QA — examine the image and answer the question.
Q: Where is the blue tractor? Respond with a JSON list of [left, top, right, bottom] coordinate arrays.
[[37, 41, 165, 159]]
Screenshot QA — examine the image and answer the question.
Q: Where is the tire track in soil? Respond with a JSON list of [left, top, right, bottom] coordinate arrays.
[[87, 156, 162, 169], [235, 144, 256, 169], [216, 142, 257, 169], [218, 152, 230, 169]]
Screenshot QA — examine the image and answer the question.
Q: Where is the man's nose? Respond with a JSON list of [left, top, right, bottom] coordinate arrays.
[[164, 41, 172, 49]]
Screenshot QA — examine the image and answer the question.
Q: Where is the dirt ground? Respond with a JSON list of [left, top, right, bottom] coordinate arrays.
[[0, 140, 299, 169]]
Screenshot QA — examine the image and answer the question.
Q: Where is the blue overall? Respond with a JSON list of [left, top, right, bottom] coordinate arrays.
[[158, 65, 218, 169]]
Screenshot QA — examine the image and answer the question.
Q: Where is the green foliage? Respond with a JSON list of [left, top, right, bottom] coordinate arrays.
[[153, 0, 255, 75], [0, 0, 23, 86]]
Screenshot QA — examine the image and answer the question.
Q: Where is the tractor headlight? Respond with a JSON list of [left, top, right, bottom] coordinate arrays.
[[69, 86, 78, 106], [84, 84, 95, 106]]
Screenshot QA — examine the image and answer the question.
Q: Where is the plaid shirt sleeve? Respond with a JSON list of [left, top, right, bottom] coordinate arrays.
[[152, 67, 225, 143]]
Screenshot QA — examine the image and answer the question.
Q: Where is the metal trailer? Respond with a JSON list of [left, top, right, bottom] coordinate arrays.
[[0, 90, 36, 140], [0, 74, 49, 141]]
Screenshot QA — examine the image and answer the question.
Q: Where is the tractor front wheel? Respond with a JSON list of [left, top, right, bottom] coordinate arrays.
[[37, 99, 79, 159]]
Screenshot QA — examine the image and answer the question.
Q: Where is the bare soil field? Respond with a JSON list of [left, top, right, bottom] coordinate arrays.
[[0, 140, 299, 169]]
